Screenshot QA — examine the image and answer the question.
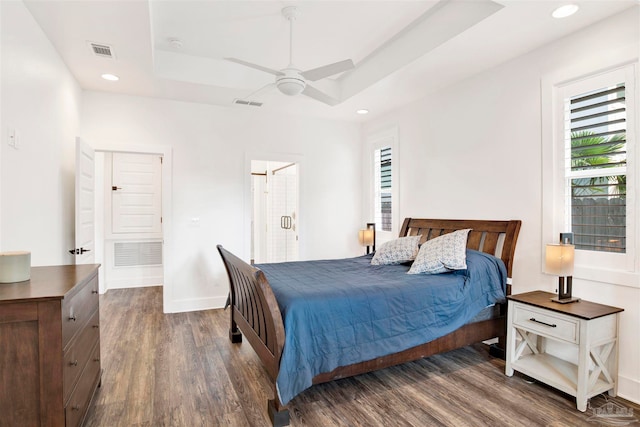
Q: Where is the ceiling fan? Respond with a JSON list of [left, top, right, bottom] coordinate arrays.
[[226, 6, 355, 106]]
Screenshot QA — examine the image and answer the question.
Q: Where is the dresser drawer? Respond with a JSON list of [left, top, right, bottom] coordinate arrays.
[[512, 302, 579, 344], [63, 309, 100, 401], [65, 341, 101, 427], [62, 273, 99, 347]]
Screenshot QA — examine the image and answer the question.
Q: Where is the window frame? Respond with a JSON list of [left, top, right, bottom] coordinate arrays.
[[365, 126, 399, 241], [542, 62, 638, 287]]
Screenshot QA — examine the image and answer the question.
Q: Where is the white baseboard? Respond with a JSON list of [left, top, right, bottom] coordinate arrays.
[[618, 373, 640, 405], [106, 277, 163, 290], [166, 295, 228, 313]]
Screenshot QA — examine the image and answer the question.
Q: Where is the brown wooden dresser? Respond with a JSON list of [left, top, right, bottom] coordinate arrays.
[[0, 264, 101, 427]]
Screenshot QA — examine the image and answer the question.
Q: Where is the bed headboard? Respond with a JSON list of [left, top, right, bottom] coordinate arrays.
[[399, 218, 521, 294]]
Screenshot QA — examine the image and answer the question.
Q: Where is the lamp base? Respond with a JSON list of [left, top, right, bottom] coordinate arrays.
[[550, 296, 580, 304], [552, 276, 578, 304]]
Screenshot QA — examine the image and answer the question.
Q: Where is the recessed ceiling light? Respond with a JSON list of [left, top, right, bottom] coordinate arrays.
[[101, 73, 119, 81], [356, 109, 369, 115], [552, 4, 579, 19]]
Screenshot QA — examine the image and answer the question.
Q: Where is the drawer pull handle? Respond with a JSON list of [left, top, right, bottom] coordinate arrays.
[[69, 315, 77, 322], [72, 405, 81, 411], [92, 290, 98, 294], [70, 360, 78, 367], [530, 317, 556, 328], [94, 357, 101, 362], [93, 324, 100, 329]]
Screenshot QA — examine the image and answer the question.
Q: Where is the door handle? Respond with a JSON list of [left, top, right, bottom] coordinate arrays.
[[280, 216, 292, 230], [68, 248, 91, 255]]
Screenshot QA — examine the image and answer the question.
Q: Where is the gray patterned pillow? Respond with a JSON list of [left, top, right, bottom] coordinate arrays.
[[407, 229, 472, 274], [371, 235, 422, 265]]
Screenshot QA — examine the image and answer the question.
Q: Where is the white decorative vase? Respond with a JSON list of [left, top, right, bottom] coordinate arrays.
[[0, 251, 31, 283]]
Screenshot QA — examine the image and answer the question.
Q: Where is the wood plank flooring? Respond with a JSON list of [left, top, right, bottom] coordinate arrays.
[[85, 287, 639, 426]]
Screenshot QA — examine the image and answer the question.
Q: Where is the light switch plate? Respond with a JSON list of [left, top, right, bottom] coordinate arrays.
[[8, 128, 20, 149]]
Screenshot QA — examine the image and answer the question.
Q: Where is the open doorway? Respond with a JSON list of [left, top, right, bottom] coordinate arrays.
[[251, 160, 299, 264], [95, 151, 163, 291], [76, 140, 173, 312]]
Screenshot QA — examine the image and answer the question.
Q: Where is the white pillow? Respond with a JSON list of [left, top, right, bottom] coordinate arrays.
[[371, 235, 422, 265], [407, 229, 472, 274]]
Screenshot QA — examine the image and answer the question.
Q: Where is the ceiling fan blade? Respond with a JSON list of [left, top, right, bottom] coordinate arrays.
[[225, 58, 284, 76], [301, 85, 340, 106], [301, 59, 355, 81], [243, 83, 276, 101]]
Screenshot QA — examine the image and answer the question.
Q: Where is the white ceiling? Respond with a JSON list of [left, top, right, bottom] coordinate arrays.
[[23, 0, 638, 122]]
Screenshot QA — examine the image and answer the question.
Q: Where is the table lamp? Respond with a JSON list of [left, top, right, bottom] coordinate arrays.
[[358, 223, 376, 254], [545, 243, 579, 303]]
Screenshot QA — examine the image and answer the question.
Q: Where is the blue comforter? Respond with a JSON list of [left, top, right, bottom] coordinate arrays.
[[256, 249, 507, 404]]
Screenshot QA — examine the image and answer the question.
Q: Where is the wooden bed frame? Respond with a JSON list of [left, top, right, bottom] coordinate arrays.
[[217, 218, 521, 426]]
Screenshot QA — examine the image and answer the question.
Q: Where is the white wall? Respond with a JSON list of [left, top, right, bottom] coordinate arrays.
[[80, 92, 362, 312], [0, 1, 81, 265], [362, 8, 640, 404]]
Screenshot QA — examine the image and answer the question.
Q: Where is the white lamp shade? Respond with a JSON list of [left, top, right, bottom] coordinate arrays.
[[545, 244, 575, 276], [358, 229, 374, 246]]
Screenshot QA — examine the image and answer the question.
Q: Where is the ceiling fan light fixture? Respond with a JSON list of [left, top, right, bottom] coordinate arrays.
[[276, 77, 306, 96], [224, 5, 353, 106]]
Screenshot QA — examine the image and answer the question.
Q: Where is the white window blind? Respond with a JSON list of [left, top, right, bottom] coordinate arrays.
[[374, 146, 392, 232], [564, 83, 627, 253]]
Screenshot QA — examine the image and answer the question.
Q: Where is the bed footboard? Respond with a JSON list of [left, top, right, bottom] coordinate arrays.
[[216, 245, 289, 425]]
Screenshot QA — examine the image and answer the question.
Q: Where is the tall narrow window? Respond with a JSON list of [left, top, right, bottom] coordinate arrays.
[[564, 83, 627, 253], [374, 146, 392, 232]]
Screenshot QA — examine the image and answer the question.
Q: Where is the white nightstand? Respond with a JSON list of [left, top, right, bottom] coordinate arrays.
[[505, 291, 623, 412]]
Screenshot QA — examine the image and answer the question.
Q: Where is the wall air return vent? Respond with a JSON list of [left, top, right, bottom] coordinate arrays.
[[88, 42, 115, 59], [114, 241, 162, 267], [233, 99, 263, 107]]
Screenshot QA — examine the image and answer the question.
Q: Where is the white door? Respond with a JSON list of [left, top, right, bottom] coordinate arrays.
[[74, 138, 95, 264], [111, 153, 162, 234]]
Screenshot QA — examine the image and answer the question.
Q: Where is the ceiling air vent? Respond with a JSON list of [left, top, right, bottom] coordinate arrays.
[[233, 99, 263, 107], [88, 42, 115, 59]]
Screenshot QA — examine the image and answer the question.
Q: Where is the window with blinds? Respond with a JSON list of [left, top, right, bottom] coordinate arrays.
[[565, 83, 627, 253], [374, 146, 392, 232]]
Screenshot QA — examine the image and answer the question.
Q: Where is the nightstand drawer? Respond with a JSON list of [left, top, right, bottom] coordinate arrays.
[[512, 302, 579, 344]]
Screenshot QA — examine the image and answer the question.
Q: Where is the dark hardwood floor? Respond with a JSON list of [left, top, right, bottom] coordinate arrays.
[[85, 287, 639, 426]]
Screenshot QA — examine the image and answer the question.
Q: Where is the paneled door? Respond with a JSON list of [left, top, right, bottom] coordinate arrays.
[[73, 138, 95, 264], [111, 153, 162, 234]]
